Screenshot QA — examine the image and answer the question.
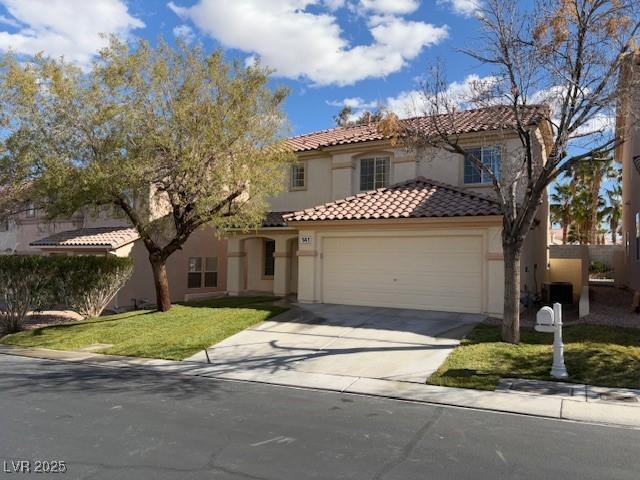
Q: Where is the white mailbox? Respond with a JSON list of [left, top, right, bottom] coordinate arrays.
[[534, 303, 568, 379], [535, 306, 555, 333]]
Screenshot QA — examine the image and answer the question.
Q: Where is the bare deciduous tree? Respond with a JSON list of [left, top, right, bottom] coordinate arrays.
[[382, 0, 640, 343]]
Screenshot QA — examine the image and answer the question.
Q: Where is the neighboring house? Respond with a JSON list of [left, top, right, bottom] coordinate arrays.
[[226, 105, 552, 317], [616, 52, 640, 302], [14, 197, 227, 309]]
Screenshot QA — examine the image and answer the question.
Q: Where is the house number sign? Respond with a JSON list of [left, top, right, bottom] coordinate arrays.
[[300, 235, 313, 245]]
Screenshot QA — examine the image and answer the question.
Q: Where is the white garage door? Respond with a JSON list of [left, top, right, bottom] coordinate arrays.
[[322, 235, 484, 313]]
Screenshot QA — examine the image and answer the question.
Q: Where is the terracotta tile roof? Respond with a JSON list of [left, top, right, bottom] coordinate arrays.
[[262, 211, 293, 228], [283, 177, 501, 222], [31, 227, 140, 249], [285, 105, 548, 152]]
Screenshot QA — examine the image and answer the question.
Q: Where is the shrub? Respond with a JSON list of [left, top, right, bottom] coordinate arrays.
[[0, 255, 133, 334], [56, 256, 134, 318], [589, 260, 609, 274], [0, 256, 58, 334]]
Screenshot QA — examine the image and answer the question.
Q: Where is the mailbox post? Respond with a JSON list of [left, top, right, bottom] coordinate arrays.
[[535, 302, 568, 379]]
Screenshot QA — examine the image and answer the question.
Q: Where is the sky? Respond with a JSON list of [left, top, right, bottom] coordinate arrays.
[[0, 0, 489, 136], [0, 0, 621, 217]]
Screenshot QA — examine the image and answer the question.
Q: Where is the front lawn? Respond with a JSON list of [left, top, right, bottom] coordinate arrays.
[[1, 296, 286, 360], [428, 323, 640, 390]]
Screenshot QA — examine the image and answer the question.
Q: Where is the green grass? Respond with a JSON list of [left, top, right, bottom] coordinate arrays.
[[428, 323, 640, 390], [1, 296, 286, 360]]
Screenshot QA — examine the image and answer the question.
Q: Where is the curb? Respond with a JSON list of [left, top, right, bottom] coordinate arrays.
[[1, 344, 639, 429]]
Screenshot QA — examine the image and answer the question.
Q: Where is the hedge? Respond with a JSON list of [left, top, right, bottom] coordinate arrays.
[[0, 255, 133, 334]]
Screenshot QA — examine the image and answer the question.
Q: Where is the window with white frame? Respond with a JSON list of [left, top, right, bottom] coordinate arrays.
[[464, 146, 501, 184], [188, 257, 219, 288], [25, 203, 36, 218], [187, 257, 203, 288], [291, 163, 306, 189], [360, 157, 390, 191], [204, 257, 218, 287]]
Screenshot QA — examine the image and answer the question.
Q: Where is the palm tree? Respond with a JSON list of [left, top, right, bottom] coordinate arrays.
[[603, 183, 622, 244], [569, 155, 615, 244], [550, 183, 573, 244]]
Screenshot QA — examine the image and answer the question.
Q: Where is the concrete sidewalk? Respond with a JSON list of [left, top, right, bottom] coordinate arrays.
[[1, 343, 639, 429]]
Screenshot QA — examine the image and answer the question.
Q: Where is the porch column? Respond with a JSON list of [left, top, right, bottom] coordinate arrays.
[[273, 237, 291, 296], [227, 236, 245, 296]]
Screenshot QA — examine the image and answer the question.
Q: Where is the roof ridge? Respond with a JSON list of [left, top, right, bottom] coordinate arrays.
[[287, 121, 374, 141], [409, 177, 500, 205], [400, 103, 548, 123], [287, 104, 550, 143]]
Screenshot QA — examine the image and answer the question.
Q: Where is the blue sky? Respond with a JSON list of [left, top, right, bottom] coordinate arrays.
[[0, 0, 489, 136]]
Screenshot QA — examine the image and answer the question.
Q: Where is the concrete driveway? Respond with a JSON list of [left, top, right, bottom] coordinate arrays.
[[186, 304, 484, 385]]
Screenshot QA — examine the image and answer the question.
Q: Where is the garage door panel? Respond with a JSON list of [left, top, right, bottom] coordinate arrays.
[[323, 255, 482, 276], [321, 235, 484, 314]]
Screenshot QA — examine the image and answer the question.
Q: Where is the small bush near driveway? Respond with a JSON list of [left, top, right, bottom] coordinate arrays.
[[428, 323, 640, 390], [1, 296, 286, 360]]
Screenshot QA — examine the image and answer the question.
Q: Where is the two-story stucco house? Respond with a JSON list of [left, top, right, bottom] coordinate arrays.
[[617, 52, 640, 307], [226, 105, 551, 317], [15, 104, 550, 316]]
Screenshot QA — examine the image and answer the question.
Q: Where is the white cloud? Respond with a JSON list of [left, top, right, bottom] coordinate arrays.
[[322, 0, 346, 11], [173, 24, 195, 44], [358, 0, 420, 15], [168, 0, 448, 86], [385, 74, 499, 117], [531, 85, 614, 140], [0, 0, 144, 68], [438, 0, 482, 17], [327, 97, 379, 109]]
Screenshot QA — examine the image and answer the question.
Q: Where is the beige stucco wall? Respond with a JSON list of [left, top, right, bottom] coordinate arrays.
[[521, 195, 550, 297], [268, 129, 548, 216], [244, 237, 274, 292], [620, 74, 640, 292], [15, 217, 85, 255], [113, 226, 227, 308], [226, 231, 298, 296], [548, 258, 586, 301], [268, 156, 334, 212]]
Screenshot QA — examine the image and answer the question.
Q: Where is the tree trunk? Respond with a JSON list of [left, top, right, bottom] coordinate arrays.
[[150, 254, 171, 312], [502, 242, 522, 344]]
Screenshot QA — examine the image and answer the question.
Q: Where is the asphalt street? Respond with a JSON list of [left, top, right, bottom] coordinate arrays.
[[1, 354, 638, 480]]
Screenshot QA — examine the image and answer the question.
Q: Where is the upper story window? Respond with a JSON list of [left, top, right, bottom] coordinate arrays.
[[0, 217, 8, 232], [25, 203, 36, 218], [464, 146, 501, 185], [360, 156, 390, 191], [291, 163, 306, 190]]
